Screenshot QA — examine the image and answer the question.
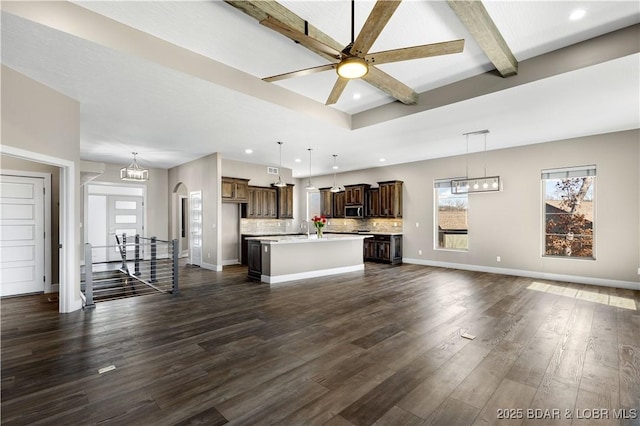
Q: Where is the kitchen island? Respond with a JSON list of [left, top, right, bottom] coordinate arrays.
[[246, 234, 371, 284]]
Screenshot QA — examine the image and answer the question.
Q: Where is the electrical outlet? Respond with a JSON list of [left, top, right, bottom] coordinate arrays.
[[416, 222, 419, 227], [418, 250, 422, 255], [496, 256, 501, 262], [393, 222, 397, 227]]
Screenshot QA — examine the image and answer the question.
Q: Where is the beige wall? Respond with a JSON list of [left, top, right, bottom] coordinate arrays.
[[1, 65, 82, 311], [168, 153, 221, 269], [303, 129, 640, 286]]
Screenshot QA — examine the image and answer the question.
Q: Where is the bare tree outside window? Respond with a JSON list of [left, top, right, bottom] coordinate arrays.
[[435, 180, 468, 250], [543, 173, 595, 258]]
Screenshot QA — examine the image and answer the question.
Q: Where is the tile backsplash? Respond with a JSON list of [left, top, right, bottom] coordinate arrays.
[[240, 218, 403, 235], [322, 218, 403, 234]]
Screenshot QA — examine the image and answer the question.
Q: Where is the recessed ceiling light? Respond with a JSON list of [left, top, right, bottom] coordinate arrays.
[[332, 165, 339, 170], [353, 93, 361, 100], [295, 158, 301, 163], [244, 148, 253, 154], [379, 158, 386, 162], [569, 9, 586, 21]]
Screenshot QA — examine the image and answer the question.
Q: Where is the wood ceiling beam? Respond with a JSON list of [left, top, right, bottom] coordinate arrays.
[[447, 0, 518, 77], [224, 1, 345, 63]]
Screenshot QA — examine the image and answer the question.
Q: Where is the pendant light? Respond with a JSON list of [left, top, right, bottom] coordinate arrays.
[[120, 152, 149, 182], [274, 141, 286, 187], [305, 148, 316, 190], [330, 154, 342, 192]]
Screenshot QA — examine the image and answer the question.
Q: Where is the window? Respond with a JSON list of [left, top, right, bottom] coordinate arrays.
[[542, 166, 595, 258], [435, 179, 468, 250]]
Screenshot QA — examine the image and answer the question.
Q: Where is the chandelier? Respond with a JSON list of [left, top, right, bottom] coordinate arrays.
[[120, 152, 149, 182]]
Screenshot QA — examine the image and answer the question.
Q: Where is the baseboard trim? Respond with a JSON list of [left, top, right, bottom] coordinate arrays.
[[263, 264, 365, 284], [200, 261, 222, 272], [402, 258, 640, 291], [222, 259, 239, 266]]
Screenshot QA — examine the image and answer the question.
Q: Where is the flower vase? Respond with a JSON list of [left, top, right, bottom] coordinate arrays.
[[316, 227, 323, 238]]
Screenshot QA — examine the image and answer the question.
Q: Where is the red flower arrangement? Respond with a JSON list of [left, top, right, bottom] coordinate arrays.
[[311, 215, 327, 237]]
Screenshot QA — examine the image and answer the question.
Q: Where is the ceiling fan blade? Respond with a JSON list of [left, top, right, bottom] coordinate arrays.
[[362, 66, 417, 105], [350, 0, 402, 57], [365, 39, 465, 65], [326, 77, 349, 105], [261, 16, 342, 61], [263, 64, 336, 82]]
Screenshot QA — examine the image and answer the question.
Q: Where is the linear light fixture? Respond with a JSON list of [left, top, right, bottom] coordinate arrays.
[[120, 152, 148, 182], [451, 176, 501, 193], [451, 129, 501, 194]]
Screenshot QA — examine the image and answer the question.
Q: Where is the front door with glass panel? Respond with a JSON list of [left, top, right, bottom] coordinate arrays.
[[86, 184, 144, 264], [108, 195, 143, 262]]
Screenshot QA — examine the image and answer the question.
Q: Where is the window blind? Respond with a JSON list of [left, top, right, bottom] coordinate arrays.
[[541, 165, 596, 180]]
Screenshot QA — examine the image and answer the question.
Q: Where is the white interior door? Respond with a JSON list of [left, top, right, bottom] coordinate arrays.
[[0, 175, 45, 296], [189, 191, 202, 266]]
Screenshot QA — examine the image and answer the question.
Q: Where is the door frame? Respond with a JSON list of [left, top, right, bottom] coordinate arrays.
[[0, 145, 80, 313], [84, 182, 147, 263], [0, 170, 52, 294], [179, 194, 188, 257]]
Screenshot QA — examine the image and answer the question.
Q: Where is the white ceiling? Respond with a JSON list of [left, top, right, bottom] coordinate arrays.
[[1, 1, 639, 177]]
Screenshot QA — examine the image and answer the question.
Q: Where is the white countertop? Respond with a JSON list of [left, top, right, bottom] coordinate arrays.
[[246, 234, 372, 244]]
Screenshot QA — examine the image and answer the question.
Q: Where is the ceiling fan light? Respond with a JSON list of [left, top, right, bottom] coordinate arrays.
[[336, 57, 368, 79]]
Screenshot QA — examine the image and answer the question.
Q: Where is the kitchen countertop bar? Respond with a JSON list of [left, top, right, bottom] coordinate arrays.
[[246, 234, 371, 284]]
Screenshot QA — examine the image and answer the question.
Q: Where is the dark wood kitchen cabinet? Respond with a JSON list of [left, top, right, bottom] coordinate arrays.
[[378, 180, 403, 218], [363, 234, 402, 264], [366, 187, 380, 217], [221, 177, 249, 202], [344, 184, 370, 206], [319, 187, 334, 218], [244, 186, 277, 218], [333, 191, 345, 218], [247, 239, 263, 280], [273, 183, 294, 219]]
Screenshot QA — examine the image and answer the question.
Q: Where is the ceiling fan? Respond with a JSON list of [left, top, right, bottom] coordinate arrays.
[[225, 0, 465, 106]]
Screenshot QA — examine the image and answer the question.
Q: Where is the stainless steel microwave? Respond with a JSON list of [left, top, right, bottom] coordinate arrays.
[[345, 206, 364, 218]]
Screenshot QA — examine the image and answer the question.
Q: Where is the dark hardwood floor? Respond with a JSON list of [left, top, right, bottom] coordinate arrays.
[[2, 262, 639, 425]]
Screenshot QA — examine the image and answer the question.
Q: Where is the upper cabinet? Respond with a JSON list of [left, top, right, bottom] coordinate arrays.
[[333, 192, 345, 218], [319, 188, 334, 218], [245, 186, 277, 218], [221, 177, 249, 203], [273, 184, 294, 219], [366, 187, 380, 217], [378, 180, 403, 218], [344, 184, 370, 206]]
